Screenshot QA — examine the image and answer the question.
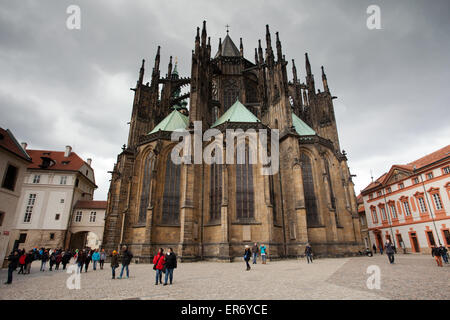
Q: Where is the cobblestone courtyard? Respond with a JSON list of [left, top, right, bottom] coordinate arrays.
[[0, 254, 448, 300]]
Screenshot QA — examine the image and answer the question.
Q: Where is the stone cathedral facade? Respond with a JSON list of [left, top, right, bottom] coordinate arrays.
[[102, 22, 363, 262]]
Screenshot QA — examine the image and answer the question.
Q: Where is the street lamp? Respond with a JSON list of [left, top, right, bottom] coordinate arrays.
[[414, 166, 442, 246], [375, 181, 396, 251]]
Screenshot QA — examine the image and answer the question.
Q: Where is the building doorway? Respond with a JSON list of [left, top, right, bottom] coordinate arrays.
[[410, 232, 420, 252]]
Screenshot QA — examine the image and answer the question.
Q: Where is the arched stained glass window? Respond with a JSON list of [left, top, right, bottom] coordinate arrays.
[[300, 153, 319, 226], [138, 153, 155, 224], [162, 153, 181, 224], [209, 164, 222, 222], [236, 147, 254, 220], [324, 158, 339, 225]]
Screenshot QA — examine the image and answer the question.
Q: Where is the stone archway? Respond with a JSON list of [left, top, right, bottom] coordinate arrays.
[[69, 231, 100, 250]]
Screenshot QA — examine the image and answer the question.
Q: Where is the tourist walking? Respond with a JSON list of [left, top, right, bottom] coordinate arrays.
[[62, 250, 71, 270], [153, 248, 165, 285], [25, 250, 33, 274], [431, 245, 443, 267], [118, 245, 133, 279], [439, 245, 448, 264], [305, 243, 313, 263], [17, 251, 26, 274], [49, 251, 56, 271], [260, 244, 267, 264], [92, 250, 100, 270], [110, 250, 119, 279], [385, 240, 395, 264], [372, 244, 377, 254], [99, 249, 106, 270], [379, 245, 383, 255], [4, 250, 19, 285], [252, 243, 259, 264], [163, 248, 177, 286], [55, 251, 62, 270], [76, 250, 85, 273], [84, 250, 92, 272], [40, 250, 49, 271], [244, 245, 251, 271]]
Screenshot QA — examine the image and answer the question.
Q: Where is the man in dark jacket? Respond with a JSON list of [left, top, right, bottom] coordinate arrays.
[[305, 243, 313, 264], [5, 250, 19, 284], [118, 246, 133, 279], [385, 240, 395, 264], [439, 245, 448, 264], [251, 243, 259, 265], [431, 245, 443, 267], [163, 248, 177, 286]]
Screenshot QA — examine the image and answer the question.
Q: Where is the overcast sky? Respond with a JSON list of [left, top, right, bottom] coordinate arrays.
[[1, 0, 449, 200]]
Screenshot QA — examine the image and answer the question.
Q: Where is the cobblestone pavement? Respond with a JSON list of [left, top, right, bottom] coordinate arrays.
[[0, 254, 448, 300]]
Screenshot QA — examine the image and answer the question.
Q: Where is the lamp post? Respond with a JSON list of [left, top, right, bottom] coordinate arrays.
[[414, 166, 442, 246]]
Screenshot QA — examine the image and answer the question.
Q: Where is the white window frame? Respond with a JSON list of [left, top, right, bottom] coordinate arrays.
[[89, 211, 97, 223], [403, 201, 411, 216], [33, 175, 40, 184], [60, 176, 67, 185], [75, 211, 82, 222], [418, 197, 427, 213], [432, 193, 443, 210], [24, 194, 36, 222], [389, 204, 397, 219]]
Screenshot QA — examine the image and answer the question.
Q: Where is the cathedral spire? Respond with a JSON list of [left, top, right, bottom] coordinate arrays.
[[305, 52, 315, 92], [258, 39, 264, 65], [201, 20, 207, 47], [240, 38, 244, 57], [168, 56, 173, 79], [153, 46, 161, 73], [321, 65, 329, 92], [292, 59, 298, 83], [255, 48, 258, 65], [218, 38, 222, 57], [276, 32, 283, 62], [138, 59, 145, 85], [305, 52, 312, 76], [195, 27, 200, 54]]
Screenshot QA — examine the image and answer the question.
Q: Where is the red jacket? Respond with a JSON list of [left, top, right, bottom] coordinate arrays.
[[153, 253, 165, 270]]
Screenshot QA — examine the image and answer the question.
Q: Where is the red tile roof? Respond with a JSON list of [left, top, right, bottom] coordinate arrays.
[[362, 145, 450, 193], [74, 200, 107, 209], [0, 128, 31, 162], [26, 149, 88, 172]]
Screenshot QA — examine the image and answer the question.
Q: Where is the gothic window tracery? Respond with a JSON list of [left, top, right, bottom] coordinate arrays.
[[300, 153, 320, 226], [138, 152, 155, 224], [236, 145, 254, 221], [162, 151, 181, 224], [209, 163, 222, 222], [223, 78, 239, 110]]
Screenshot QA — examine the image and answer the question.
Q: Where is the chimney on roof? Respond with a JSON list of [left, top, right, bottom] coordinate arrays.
[[64, 145, 72, 157], [21, 142, 27, 150], [86, 158, 92, 166]]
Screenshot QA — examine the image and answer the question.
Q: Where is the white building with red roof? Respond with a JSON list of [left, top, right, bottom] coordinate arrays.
[[361, 145, 450, 254], [0, 128, 32, 265], [5, 144, 105, 253]]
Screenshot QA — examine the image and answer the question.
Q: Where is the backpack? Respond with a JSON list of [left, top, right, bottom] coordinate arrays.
[[19, 255, 26, 264]]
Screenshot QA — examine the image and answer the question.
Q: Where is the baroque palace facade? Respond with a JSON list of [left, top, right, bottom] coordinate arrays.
[[102, 22, 363, 262]]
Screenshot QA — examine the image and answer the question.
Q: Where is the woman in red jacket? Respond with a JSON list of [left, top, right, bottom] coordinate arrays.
[[153, 248, 165, 285]]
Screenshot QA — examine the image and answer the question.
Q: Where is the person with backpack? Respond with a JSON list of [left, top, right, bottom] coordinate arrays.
[[40, 250, 49, 271], [118, 245, 133, 279], [153, 248, 165, 285], [163, 248, 177, 286], [25, 250, 33, 274], [61, 250, 71, 270], [4, 250, 19, 285], [99, 249, 106, 270], [305, 243, 313, 264], [84, 249, 92, 272], [385, 240, 395, 264], [244, 245, 251, 271], [92, 249, 100, 271], [439, 245, 448, 264], [432, 245, 443, 267], [110, 250, 119, 279], [260, 244, 267, 264], [17, 251, 26, 274], [76, 250, 85, 273], [49, 251, 56, 271]]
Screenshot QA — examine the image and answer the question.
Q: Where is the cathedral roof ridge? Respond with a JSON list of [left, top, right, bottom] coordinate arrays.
[[215, 33, 240, 58], [149, 109, 189, 134], [212, 99, 260, 128], [291, 112, 316, 136]]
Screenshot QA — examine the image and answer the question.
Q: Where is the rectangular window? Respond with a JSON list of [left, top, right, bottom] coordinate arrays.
[[386, 187, 392, 194], [89, 211, 96, 223], [369, 194, 373, 200], [33, 175, 40, 183], [371, 208, 378, 223], [381, 207, 387, 220], [444, 230, 450, 246], [427, 231, 436, 246], [55, 214, 60, 220], [75, 211, 82, 222], [418, 197, 427, 213], [2, 164, 18, 191], [60, 176, 67, 185], [18, 233, 27, 243], [60, 199, 64, 203], [50, 233, 55, 240], [389, 205, 397, 219], [432, 193, 443, 210], [443, 166, 450, 174], [413, 177, 419, 184], [0, 211, 4, 226], [398, 183, 404, 189], [23, 194, 36, 222], [403, 201, 411, 216], [377, 191, 382, 197], [426, 172, 433, 180]]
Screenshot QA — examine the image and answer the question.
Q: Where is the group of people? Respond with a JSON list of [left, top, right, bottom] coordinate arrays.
[[243, 243, 268, 270], [152, 248, 177, 285], [431, 245, 449, 267], [74, 248, 107, 273]]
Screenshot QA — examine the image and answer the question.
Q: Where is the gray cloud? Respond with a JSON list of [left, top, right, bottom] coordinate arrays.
[[1, 0, 449, 199]]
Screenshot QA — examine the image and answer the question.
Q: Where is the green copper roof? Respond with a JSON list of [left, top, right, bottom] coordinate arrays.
[[212, 99, 260, 127], [292, 112, 316, 136], [149, 109, 189, 134]]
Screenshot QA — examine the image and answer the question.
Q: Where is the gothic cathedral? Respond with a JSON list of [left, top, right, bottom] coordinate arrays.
[[102, 22, 363, 262]]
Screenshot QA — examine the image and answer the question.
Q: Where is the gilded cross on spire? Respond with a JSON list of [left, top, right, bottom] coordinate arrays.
[[225, 24, 230, 34]]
